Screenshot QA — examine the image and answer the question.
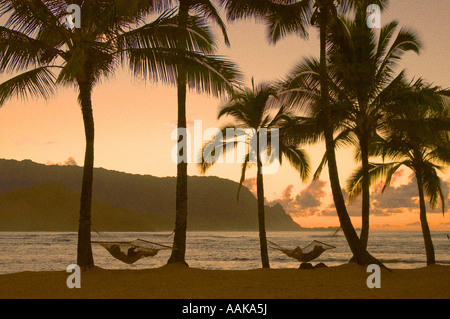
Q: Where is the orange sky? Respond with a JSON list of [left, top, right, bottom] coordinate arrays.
[[0, 0, 449, 230]]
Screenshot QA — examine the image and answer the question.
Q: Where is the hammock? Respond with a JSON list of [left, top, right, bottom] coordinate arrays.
[[92, 239, 174, 264], [269, 240, 335, 263]]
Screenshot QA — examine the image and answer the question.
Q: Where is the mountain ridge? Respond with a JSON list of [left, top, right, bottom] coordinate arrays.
[[0, 158, 302, 231]]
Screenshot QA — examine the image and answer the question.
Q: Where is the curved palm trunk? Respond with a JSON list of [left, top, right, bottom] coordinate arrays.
[[256, 142, 270, 269], [168, 2, 189, 266], [77, 81, 95, 269], [415, 169, 436, 266], [318, 5, 372, 265], [360, 136, 370, 249]]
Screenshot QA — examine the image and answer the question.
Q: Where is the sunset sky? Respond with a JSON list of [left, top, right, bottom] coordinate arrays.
[[0, 0, 449, 230]]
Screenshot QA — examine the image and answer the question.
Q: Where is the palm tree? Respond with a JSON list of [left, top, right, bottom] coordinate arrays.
[[199, 80, 310, 268], [167, 0, 239, 265], [284, 13, 422, 249], [347, 79, 450, 265], [0, 0, 231, 268], [339, 17, 421, 249], [220, 0, 388, 265]]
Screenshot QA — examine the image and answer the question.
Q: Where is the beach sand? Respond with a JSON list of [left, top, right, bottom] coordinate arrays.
[[0, 263, 448, 299]]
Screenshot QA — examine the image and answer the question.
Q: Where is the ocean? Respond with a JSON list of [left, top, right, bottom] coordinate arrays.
[[0, 230, 449, 274]]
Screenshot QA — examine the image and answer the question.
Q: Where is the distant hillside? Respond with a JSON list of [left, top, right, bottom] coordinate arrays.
[[0, 159, 302, 231], [0, 183, 171, 231]]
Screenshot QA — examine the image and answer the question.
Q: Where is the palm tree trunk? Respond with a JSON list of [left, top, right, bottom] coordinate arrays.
[[360, 136, 370, 249], [77, 81, 95, 269], [256, 137, 270, 269], [415, 169, 436, 265], [167, 69, 189, 265], [168, 1, 189, 266], [318, 3, 369, 265]]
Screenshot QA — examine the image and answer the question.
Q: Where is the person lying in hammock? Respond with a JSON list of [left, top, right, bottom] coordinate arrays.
[[108, 244, 138, 257], [283, 245, 325, 263], [127, 246, 139, 258], [94, 239, 173, 264]]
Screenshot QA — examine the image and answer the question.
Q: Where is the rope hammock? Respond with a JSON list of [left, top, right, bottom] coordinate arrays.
[[92, 239, 174, 264], [269, 240, 335, 263]]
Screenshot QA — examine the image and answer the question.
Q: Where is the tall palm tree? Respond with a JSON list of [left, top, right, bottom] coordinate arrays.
[[0, 0, 232, 268], [347, 79, 450, 265], [220, 0, 388, 265], [167, 0, 238, 265], [284, 13, 422, 249], [199, 80, 310, 268], [338, 16, 421, 249]]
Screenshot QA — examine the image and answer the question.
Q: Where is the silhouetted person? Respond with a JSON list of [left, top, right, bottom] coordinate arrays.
[[109, 244, 121, 256], [127, 246, 139, 258]]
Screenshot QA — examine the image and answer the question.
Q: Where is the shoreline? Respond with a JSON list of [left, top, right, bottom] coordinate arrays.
[[1, 263, 448, 299]]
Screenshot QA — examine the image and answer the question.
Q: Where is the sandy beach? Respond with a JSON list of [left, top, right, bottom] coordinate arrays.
[[0, 263, 448, 299]]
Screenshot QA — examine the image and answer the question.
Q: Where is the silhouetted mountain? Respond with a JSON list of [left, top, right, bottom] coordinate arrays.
[[0, 159, 302, 231], [0, 183, 171, 231]]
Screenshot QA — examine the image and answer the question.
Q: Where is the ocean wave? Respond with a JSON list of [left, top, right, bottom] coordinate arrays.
[[230, 257, 251, 261], [203, 235, 249, 239]]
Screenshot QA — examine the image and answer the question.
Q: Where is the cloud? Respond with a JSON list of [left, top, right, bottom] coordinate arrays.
[[245, 174, 449, 221], [281, 185, 294, 200], [46, 156, 78, 167], [371, 180, 418, 209], [372, 176, 449, 214], [321, 175, 450, 217], [242, 178, 257, 196], [319, 187, 390, 217], [294, 180, 326, 209], [390, 168, 405, 184], [266, 180, 328, 217], [64, 157, 78, 166]]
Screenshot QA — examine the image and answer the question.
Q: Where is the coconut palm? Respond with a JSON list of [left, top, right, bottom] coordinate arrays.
[[0, 0, 234, 268], [220, 0, 388, 265], [338, 16, 421, 249], [165, 0, 239, 265], [347, 79, 450, 265], [199, 80, 310, 268], [284, 12, 422, 249]]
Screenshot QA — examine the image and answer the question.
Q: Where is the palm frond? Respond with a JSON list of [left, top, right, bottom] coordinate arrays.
[[421, 161, 446, 214], [0, 66, 58, 106], [0, 26, 62, 72], [117, 10, 217, 54], [427, 146, 450, 166], [199, 125, 250, 173], [190, 0, 230, 46], [280, 145, 310, 181], [1, 0, 66, 37], [313, 151, 328, 181], [127, 48, 241, 96], [346, 162, 403, 201], [265, 0, 312, 43], [237, 153, 252, 201], [375, 26, 421, 84]]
